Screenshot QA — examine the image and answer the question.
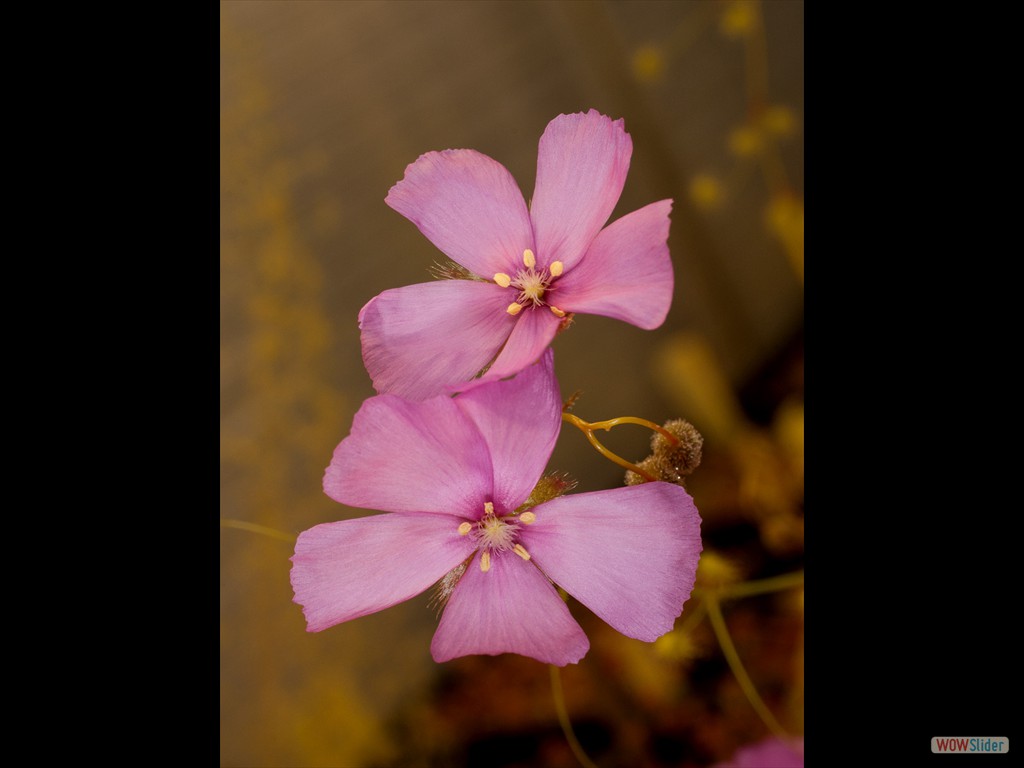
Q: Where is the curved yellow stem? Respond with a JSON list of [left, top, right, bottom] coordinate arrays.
[[549, 664, 600, 768], [705, 595, 788, 738], [577, 415, 680, 445], [561, 412, 670, 482]]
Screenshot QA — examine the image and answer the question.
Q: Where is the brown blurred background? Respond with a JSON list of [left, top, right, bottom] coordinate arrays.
[[221, 1, 803, 766]]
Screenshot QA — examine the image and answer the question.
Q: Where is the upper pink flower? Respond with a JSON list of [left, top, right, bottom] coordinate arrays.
[[359, 109, 674, 400], [290, 350, 702, 666]]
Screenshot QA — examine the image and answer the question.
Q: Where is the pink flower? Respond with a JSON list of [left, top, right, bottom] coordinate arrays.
[[714, 737, 805, 768], [359, 109, 674, 401], [290, 350, 702, 666]]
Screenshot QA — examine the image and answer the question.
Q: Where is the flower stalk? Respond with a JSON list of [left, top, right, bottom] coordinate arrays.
[[550, 664, 600, 768], [561, 412, 679, 482], [705, 594, 788, 738], [670, 569, 803, 739]]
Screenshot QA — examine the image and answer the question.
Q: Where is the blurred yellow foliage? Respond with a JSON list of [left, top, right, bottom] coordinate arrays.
[[697, 550, 745, 590], [728, 125, 762, 158], [599, 630, 685, 709], [631, 44, 666, 82], [720, 0, 758, 39], [772, 397, 804, 485], [654, 626, 706, 663], [652, 332, 746, 445], [766, 193, 804, 282], [761, 105, 797, 137], [689, 173, 725, 211]]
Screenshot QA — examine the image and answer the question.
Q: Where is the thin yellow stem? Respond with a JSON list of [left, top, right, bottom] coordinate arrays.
[[580, 416, 679, 445], [693, 570, 803, 602], [549, 664, 600, 768], [220, 518, 295, 543], [588, 430, 657, 481], [560, 413, 663, 481], [705, 595, 787, 738]]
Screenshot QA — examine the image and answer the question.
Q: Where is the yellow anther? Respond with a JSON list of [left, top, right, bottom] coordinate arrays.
[[513, 544, 531, 561], [549, 306, 566, 318], [507, 302, 523, 316], [457, 522, 472, 536], [549, 261, 564, 277], [493, 272, 511, 288], [483, 501, 494, 515], [519, 511, 536, 524], [523, 249, 536, 269], [480, 550, 492, 572]]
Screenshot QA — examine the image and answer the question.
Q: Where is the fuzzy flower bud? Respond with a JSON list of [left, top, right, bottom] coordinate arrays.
[[624, 418, 703, 486]]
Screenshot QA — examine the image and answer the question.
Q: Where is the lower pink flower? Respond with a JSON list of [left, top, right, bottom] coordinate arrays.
[[290, 349, 703, 665], [714, 737, 804, 768]]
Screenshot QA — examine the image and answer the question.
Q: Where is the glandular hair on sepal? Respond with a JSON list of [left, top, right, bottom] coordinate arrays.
[[428, 259, 486, 282], [429, 561, 468, 615], [517, 471, 578, 511]]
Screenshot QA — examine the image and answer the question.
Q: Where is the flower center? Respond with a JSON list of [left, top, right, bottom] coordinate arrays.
[[493, 249, 567, 318], [511, 266, 551, 306], [456, 502, 537, 572]]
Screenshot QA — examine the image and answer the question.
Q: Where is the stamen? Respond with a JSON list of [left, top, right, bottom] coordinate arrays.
[[484, 501, 494, 515], [523, 249, 536, 269], [493, 272, 511, 288], [549, 261, 564, 277], [519, 511, 536, 524], [513, 544, 531, 561], [457, 522, 472, 536], [507, 302, 523, 316], [480, 550, 492, 572], [550, 306, 566, 318]]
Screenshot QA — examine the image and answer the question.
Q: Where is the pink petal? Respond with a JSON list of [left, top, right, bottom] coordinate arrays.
[[323, 392, 493, 517], [556, 200, 674, 330], [430, 550, 589, 666], [454, 349, 561, 511], [716, 738, 805, 768], [470, 304, 562, 385], [291, 512, 477, 632], [385, 149, 534, 278], [529, 110, 633, 270], [359, 280, 515, 401], [519, 483, 702, 642]]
